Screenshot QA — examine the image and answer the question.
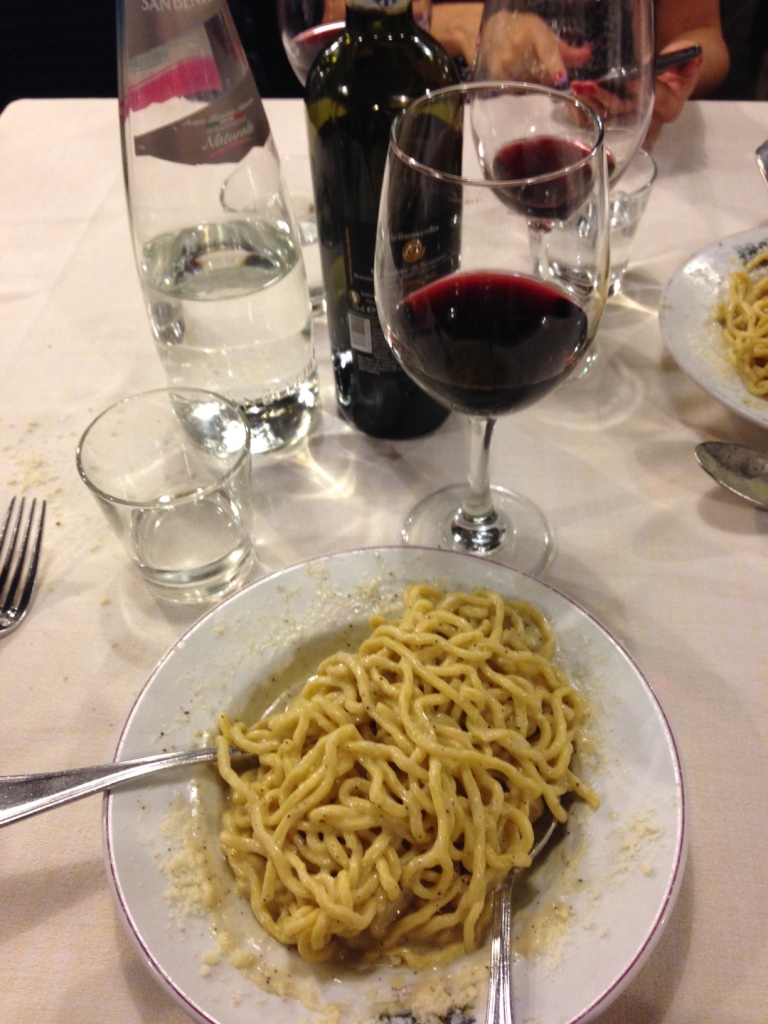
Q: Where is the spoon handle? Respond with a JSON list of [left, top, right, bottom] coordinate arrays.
[[0, 747, 222, 827]]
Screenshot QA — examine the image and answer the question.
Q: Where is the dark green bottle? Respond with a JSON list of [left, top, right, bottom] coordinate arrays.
[[305, 0, 458, 439]]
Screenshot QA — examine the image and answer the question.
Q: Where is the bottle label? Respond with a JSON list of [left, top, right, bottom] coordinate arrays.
[[345, 216, 457, 376], [392, 223, 457, 287], [124, 0, 269, 164], [346, 0, 412, 13], [134, 75, 269, 164], [344, 222, 397, 374]]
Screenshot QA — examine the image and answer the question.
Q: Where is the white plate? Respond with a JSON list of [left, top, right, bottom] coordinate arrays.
[[659, 227, 768, 429], [104, 547, 686, 1024]]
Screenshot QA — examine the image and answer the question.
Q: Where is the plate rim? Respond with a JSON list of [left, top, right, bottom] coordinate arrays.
[[104, 545, 687, 1024]]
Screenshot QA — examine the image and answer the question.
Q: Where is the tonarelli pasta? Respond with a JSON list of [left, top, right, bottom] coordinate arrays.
[[216, 586, 598, 967], [715, 250, 768, 397]]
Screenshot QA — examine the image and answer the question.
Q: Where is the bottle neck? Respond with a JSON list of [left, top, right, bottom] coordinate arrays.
[[345, 0, 414, 32]]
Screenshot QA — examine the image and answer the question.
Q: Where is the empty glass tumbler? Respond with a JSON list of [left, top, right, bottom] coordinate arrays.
[[76, 388, 254, 603]]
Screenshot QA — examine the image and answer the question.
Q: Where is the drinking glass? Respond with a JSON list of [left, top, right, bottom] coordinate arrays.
[[606, 147, 657, 294], [375, 83, 609, 574], [77, 388, 254, 602]]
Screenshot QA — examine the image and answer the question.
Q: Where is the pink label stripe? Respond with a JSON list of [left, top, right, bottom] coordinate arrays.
[[127, 58, 222, 111]]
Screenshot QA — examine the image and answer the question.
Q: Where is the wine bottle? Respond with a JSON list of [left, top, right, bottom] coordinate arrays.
[[305, 0, 459, 439], [117, 0, 318, 454]]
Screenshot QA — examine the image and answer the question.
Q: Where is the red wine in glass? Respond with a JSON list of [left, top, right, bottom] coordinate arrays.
[[285, 21, 344, 86], [490, 136, 599, 220], [394, 270, 589, 417]]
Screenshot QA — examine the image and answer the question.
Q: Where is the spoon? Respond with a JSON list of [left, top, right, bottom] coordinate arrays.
[[695, 441, 768, 509], [757, 140, 768, 188], [485, 813, 557, 1024], [0, 746, 235, 827]]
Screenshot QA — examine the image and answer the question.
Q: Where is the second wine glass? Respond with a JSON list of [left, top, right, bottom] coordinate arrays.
[[278, 0, 345, 88], [472, 0, 655, 183], [375, 83, 609, 574]]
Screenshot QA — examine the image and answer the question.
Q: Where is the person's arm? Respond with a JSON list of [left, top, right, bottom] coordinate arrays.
[[428, 2, 483, 65], [435, 4, 593, 84], [655, 0, 730, 97], [323, 0, 345, 22], [646, 0, 729, 143]]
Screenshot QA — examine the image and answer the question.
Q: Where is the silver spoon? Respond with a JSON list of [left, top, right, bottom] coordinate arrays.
[[0, 747, 235, 827], [485, 813, 557, 1024], [695, 441, 768, 509], [757, 140, 768, 188]]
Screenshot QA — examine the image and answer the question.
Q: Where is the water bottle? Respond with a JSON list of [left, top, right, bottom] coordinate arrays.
[[117, 0, 318, 454]]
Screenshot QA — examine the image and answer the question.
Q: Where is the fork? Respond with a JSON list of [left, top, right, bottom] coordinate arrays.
[[485, 813, 557, 1024], [0, 497, 46, 636]]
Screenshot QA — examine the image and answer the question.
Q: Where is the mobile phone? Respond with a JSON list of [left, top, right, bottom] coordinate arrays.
[[582, 45, 704, 99], [653, 45, 703, 75]]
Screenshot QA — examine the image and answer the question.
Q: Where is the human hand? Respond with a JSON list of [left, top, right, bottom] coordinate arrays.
[[570, 77, 640, 123], [645, 42, 704, 146], [475, 11, 592, 86]]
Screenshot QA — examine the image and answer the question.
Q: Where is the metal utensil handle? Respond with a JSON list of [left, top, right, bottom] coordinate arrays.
[[485, 815, 557, 1024], [0, 747, 222, 827], [486, 876, 517, 1024]]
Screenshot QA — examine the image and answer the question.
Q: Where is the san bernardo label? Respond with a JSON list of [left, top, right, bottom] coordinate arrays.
[[134, 78, 269, 164], [125, 0, 270, 164]]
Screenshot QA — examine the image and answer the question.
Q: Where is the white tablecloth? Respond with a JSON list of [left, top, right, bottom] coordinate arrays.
[[0, 97, 766, 1023]]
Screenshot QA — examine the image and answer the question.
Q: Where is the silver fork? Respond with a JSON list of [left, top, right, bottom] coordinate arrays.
[[0, 497, 46, 636], [485, 813, 557, 1024]]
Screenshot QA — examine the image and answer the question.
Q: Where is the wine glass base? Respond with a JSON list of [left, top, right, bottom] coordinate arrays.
[[401, 484, 555, 577]]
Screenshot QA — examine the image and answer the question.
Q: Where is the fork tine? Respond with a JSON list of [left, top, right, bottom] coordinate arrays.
[[0, 498, 46, 630], [0, 498, 14, 545], [6, 500, 33, 601], [0, 498, 22, 593], [14, 500, 46, 616]]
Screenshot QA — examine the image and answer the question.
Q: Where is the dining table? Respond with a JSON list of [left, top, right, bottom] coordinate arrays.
[[0, 94, 767, 1024]]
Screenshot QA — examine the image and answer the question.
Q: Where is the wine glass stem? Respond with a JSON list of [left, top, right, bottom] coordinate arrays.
[[451, 417, 507, 553]]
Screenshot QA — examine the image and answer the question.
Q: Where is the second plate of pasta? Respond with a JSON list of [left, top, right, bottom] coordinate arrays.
[[105, 547, 686, 1024], [660, 227, 768, 428]]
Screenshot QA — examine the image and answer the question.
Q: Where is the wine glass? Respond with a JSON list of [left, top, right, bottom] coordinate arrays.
[[472, 0, 653, 382], [278, 0, 345, 89], [375, 82, 609, 573], [472, 0, 654, 182]]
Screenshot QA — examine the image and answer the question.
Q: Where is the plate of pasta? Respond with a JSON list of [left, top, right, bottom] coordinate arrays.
[[659, 227, 768, 428], [104, 546, 686, 1024]]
